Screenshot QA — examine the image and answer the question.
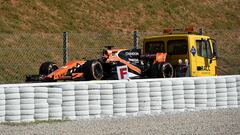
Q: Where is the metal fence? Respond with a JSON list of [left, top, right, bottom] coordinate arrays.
[[0, 29, 239, 83]]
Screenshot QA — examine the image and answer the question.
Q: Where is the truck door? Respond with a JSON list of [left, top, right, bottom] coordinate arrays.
[[191, 37, 216, 76]]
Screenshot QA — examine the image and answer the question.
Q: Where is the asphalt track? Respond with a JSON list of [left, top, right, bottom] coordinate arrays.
[[0, 108, 240, 135]]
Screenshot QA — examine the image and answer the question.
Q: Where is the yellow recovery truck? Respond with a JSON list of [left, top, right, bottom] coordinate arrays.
[[142, 27, 218, 77]]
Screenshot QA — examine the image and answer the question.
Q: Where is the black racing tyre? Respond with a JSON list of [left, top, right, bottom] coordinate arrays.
[[39, 62, 59, 75], [83, 60, 103, 80], [151, 62, 173, 78]]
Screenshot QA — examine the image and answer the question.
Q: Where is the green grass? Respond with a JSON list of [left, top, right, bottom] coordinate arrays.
[[0, 0, 239, 83]]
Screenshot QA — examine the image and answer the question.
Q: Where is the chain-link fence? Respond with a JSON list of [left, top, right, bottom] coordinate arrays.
[[0, 29, 239, 84]]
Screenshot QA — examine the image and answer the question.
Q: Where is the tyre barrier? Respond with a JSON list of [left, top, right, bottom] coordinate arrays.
[[0, 75, 239, 122]]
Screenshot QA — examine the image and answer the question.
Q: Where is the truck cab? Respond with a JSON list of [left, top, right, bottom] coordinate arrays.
[[143, 28, 218, 77]]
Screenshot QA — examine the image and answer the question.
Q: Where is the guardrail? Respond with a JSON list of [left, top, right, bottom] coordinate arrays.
[[0, 75, 239, 122]]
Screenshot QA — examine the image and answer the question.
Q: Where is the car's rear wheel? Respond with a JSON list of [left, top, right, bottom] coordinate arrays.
[[83, 60, 103, 80], [39, 61, 59, 75], [151, 62, 173, 78]]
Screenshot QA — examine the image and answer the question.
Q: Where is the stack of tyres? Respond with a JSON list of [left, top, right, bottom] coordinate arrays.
[[5, 87, 21, 122], [183, 79, 195, 110], [34, 87, 49, 121], [126, 82, 138, 116], [149, 82, 162, 114], [172, 80, 185, 112], [100, 84, 113, 116], [20, 87, 35, 122], [206, 79, 216, 109], [88, 84, 101, 118], [113, 83, 126, 116], [138, 82, 151, 114], [161, 80, 174, 112], [48, 88, 62, 120], [237, 77, 240, 106], [194, 79, 207, 110], [0, 88, 5, 122], [215, 78, 228, 108], [61, 85, 76, 120], [226, 78, 238, 108], [75, 85, 89, 119]]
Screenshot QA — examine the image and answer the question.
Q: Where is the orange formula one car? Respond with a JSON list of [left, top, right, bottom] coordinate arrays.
[[26, 46, 173, 82]]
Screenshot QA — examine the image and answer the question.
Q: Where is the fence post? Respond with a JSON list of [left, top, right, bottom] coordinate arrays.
[[63, 32, 68, 65], [133, 31, 139, 49]]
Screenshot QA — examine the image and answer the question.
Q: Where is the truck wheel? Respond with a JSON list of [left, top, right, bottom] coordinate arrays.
[[39, 62, 59, 75], [160, 62, 173, 78], [83, 60, 103, 80]]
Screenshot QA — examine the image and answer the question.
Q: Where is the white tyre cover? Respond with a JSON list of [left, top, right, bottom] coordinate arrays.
[[62, 96, 75, 101], [75, 84, 88, 90], [195, 89, 207, 94], [0, 111, 5, 116], [5, 116, 21, 122], [89, 95, 100, 100], [126, 93, 138, 98], [63, 91, 75, 96], [151, 101, 161, 106], [150, 82, 161, 87], [5, 87, 19, 94], [195, 85, 206, 89], [34, 87, 48, 93], [184, 94, 195, 99], [20, 93, 34, 99], [48, 93, 62, 99], [113, 89, 126, 94], [75, 90, 88, 96], [89, 110, 101, 115], [173, 94, 184, 99], [0, 106, 5, 111], [34, 99, 47, 104], [101, 106, 113, 110], [5, 93, 20, 100], [49, 114, 62, 119], [138, 97, 150, 102], [161, 103, 174, 109], [161, 80, 172, 86], [216, 93, 227, 97], [216, 97, 227, 101], [100, 90, 113, 95], [215, 83, 227, 88], [34, 114, 48, 119], [75, 95, 89, 101], [150, 97, 161, 101], [138, 88, 150, 93], [113, 104, 126, 108], [139, 102, 150, 108], [126, 103, 138, 107], [174, 104, 185, 109], [89, 100, 100, 105], [88, 84, 101, 90], [137, 82, 149, 88], [126, 98, 138, 103], [6, 105, 20, 110], [21, 104, 34, 110], [113, 108, 126, 113], [161, 86, 172, 92], [126, 108, 138, 112], [62, 101, 75, 106], [88, 90, 100, 95], [150, 87, 161, 92], [21, 110, 34, 115], [19, 87, 34, 93], [216, 102, 227, 106], [227, 92, 238, 97], [89, 105, 101, 110], [207, 94, 216, 99], [227, 97, 238, 101], [21, 115, 34, 121], [48, 88, 62, 93], [35, 108, 48, 114], [227, 87, 237, 93], [126, 82, 137, 88], [0, 88, 4, 94], [195, 94, 207, 99], [207, 102, 216, 107], [194, 79, 207, 85], [138, 93, 150, 97], [227, 101, 238, 105], [173, 90, 184, 95], [101, 110, 113, 115], [76, 111, 89, 116], [47, 99, 62, 105], [35, 103, 48, 109], [113, 83, 125, 89], [161, 96, 173, 101], [207, 89, 216, 94], [183, 85, 195, 90], [75, 106, 89, 111], [101, 95, 113, 100], [6, 99, 20, 105], [151, 106, 162, 110], [183, 79, 194, 85], [126, 88, 138, 93], [226, 77, 236, 83], [113, 94, 126, 98], [34, 93, 48, 99], [6, 110, 21, 116], [174, 99, 185, 104], [59, 84, 75, 91], [150, 92, 162, 97], [0, 94, 5, 100], [172, 85, 184, 90], [161, 91, 172, 96], [195, 99, 207, 104], [62, 106, 75, 111], [101, 100, 113, 105], [100, 84, 113, 89], [172, 80, 183, 86]]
